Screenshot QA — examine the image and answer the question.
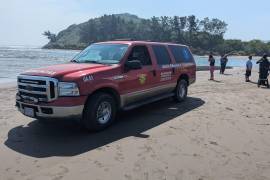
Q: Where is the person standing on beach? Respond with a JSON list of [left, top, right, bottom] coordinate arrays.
[[220, 55, 228, 74], [245, 56, 253, 82], [208, 55, 215, 80], [256, 54, 270, 87]]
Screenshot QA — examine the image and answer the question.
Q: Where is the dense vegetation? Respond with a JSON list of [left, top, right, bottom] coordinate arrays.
[[43, 13, 270, 56]]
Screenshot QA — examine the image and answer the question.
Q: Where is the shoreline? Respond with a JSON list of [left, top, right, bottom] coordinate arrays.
[[0, 66, 235, 85], [0, 81, 16, 89], [0, 66, 260, 85]]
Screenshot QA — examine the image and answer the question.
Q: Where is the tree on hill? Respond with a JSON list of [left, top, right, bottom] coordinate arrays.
[[43, 31, 57, 42]]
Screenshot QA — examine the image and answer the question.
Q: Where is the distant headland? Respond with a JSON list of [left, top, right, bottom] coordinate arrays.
[[43, 13, 270, 56]]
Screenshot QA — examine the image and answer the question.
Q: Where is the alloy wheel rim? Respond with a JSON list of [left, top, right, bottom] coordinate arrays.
[[179, 84, 186, 98], [96, 101, 112, 124]]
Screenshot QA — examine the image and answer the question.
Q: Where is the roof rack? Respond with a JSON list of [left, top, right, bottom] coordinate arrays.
[[113, 38, 135, 41], [113, 39, 158, 42]]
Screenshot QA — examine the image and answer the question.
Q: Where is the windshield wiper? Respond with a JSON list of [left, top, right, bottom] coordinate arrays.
[[70, 59, 78, 63], [84, 60, 109, 65], [84, 60, 100, 63], [72, 60, 114, 65]]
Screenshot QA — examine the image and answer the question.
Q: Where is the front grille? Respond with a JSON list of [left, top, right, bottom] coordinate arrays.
[[17, 75, 58, 103]]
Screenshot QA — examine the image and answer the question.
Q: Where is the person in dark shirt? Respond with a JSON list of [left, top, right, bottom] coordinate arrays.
[[220, 55, 228, 74], [208, 55, 215, 80], [256, 54, 270, 88]]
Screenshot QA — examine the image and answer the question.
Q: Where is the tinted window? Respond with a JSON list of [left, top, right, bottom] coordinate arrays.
[[128, 46, 152, 66], [152, 45, 171, 65], [169, 45, 193, 63]]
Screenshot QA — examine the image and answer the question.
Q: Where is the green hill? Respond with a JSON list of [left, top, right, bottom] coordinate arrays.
[[43, 13, 270, 56], [43, 13, 143, 49]]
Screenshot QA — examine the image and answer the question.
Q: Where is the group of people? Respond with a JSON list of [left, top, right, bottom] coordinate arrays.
[[208, 53, 270, 88], [208, 53, 230, 80]]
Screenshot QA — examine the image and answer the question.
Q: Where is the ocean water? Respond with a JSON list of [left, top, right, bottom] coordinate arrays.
[[0, 46, 259, 84], [0, 46, 80, 84]]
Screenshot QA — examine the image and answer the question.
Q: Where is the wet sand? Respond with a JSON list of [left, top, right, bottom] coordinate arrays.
[[0, 68, 270, 180]]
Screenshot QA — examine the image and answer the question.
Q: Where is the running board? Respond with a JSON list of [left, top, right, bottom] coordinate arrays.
[[122, 93, 174, 111]]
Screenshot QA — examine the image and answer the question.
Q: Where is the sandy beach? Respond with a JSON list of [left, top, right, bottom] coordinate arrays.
[[0, 68, 270, 180]]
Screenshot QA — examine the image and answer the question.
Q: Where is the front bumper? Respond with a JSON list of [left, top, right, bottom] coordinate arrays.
[[16, 101, 84, 119]]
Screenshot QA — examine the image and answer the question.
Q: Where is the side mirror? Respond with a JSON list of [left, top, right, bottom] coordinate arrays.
[[125, 60, 142, 70]]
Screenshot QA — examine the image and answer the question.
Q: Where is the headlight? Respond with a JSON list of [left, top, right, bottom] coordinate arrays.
[[58, 82, 80, 96]]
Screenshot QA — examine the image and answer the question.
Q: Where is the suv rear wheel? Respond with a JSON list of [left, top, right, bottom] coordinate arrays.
[[81, 92, 116, 131], [174, 79, 188, 102]]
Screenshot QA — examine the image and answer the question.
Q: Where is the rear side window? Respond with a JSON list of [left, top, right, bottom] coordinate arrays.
[[152, 45, 171, 65], [168, 45, 193, 63]]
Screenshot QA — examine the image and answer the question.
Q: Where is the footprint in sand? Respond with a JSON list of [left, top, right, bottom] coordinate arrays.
[[152, 169, 166, 180], [114, 152, 125, 162], [209, 141, 218, 146], [133, 162, 142, 172], [94, 160, 104, 168], [124, 174, 132, 180], [242, 152, 250, 156], [225, 107, 234, 111], [49, 165, 69, 180], [58, 166, 69, 175]]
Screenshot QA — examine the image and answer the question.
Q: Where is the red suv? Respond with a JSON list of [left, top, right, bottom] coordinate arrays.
[[16, 41, 196, 131]]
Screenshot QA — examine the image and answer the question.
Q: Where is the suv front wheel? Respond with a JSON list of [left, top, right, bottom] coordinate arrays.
[[81, 92, 116, 131], [174, 79, 188, 102]]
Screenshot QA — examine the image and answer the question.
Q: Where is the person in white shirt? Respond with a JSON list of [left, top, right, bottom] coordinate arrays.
[[245, 56, 253, 82]]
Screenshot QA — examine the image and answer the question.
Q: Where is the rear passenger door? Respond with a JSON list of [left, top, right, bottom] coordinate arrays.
[[168, 45, 196, 82], [151, 45, 177, 94]]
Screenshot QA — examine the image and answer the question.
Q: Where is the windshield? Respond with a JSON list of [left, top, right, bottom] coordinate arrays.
[[72, 44, 128, 64]]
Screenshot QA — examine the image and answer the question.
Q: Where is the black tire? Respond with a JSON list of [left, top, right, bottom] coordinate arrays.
[[174, 79, 188, 102], [81, 92, 116, 132]]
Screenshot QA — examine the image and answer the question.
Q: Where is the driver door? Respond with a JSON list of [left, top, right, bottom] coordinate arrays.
[[119, 45, 157, 106]]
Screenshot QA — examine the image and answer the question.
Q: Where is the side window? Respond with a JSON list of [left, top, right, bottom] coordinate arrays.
[[127, 46, 152, 66], [152, 45, 171, 65], [168, 45, 193, 63]]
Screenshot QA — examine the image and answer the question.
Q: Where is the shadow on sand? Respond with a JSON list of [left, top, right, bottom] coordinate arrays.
[[248, 81, 258, 85], [208, 79, 222, 83], [5, 97, 205, 158], [222, 73, 233, 76]]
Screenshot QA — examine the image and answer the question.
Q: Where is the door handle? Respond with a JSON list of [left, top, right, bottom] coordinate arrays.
[[172, 68, 176, 74], [151, 70, 156, 76]]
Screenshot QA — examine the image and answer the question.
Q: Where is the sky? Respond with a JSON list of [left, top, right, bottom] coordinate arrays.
[[0, 0, 269, 46]]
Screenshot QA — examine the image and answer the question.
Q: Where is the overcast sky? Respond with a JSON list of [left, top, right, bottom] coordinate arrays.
[[0, 0, 269, 46]]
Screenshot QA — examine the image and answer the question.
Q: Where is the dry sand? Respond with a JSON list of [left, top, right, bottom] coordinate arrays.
[[0, 68, 270, 180]]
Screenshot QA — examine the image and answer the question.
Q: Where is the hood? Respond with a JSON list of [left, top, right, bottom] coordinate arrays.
[[22, 63, 113, 78]]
